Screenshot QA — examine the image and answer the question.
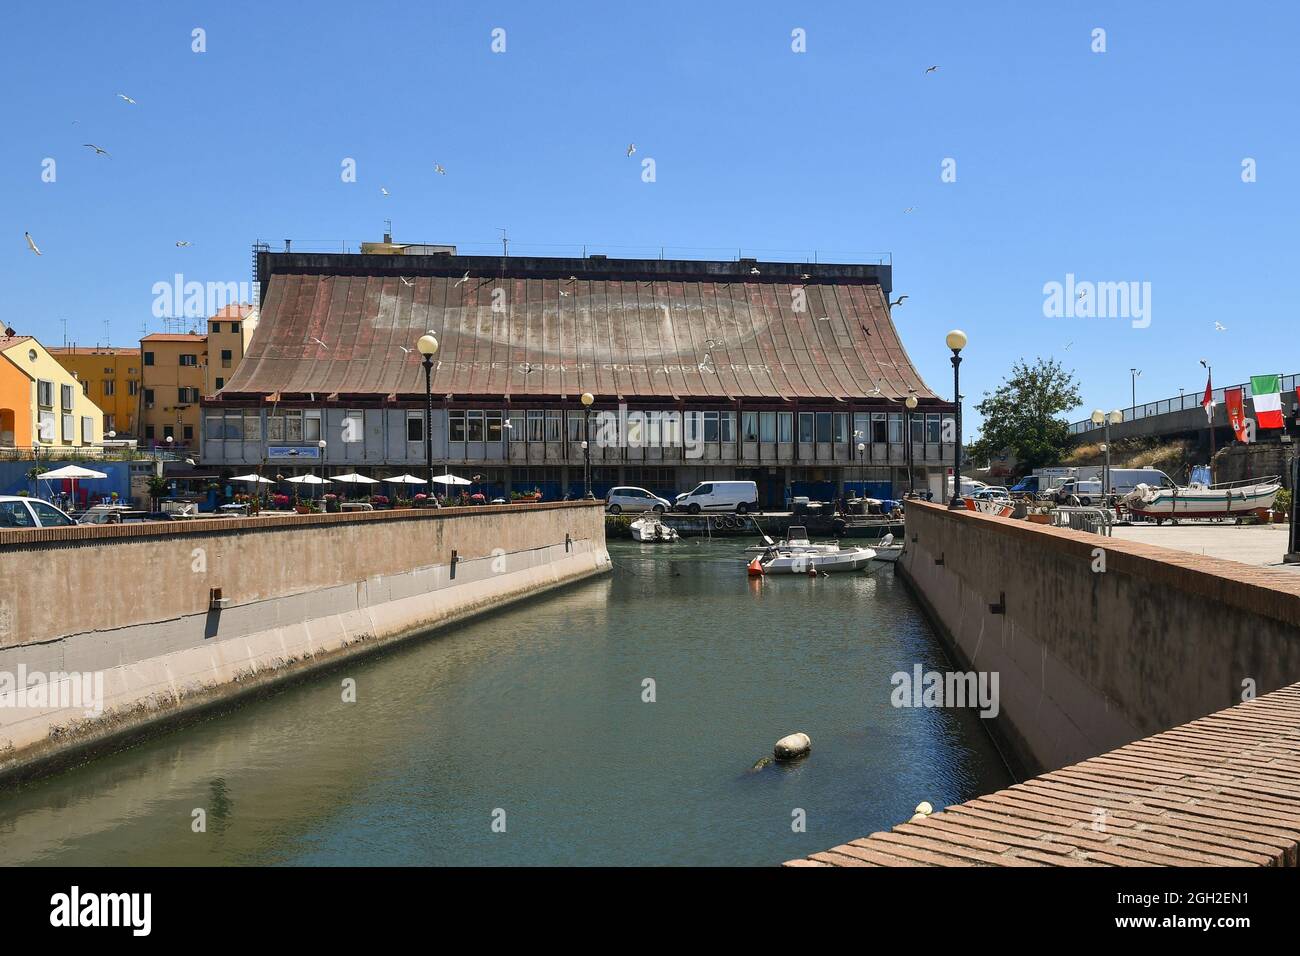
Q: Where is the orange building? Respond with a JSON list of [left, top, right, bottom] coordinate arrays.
[[204, 303, 258, 395], [48, 346, 142, 437], [139, 333, 207, 448]]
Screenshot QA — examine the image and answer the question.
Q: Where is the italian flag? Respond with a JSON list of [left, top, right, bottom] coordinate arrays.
[[1250, 374, 1284, 429]]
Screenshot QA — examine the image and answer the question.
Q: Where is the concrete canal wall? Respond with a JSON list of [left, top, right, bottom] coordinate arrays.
[[0, 502, 609, 782], [898, 501, 1300, 777]]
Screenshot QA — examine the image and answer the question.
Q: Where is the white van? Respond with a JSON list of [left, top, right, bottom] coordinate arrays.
[[674, 480, 759, 515]]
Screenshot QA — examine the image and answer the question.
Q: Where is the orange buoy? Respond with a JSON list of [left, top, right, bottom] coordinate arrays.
[[747, 556, 765, 577]]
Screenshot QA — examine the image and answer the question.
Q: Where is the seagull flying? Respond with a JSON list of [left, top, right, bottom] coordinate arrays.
[[310, 337, 329, 349], [25, 232, 41, 255], [559, 290, 570, 297], [1214, 321, 1227, 332], [889, 295, 908, 307], [924, 65, 939, 75], [400, 276, 413, 287], [455, 271, 470, 287], [433, 163, 446, 175], [82, 144, 110, 156], [116, 93, 136, 105], [626, 143, 636, 157], [1077, 288, 1087, 299], [749, 267, 760, 275], [903, 206, 916, 214], [397, 345, 413, 354], [1064, 341, 1074, 351], [175, 240, 191, 247], [381, 186, 389, 196], [816, 315, 830, 321]]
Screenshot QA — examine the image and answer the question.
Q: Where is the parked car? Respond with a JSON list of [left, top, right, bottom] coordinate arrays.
[[673, 480, 760, 515], [0, 495, 78, 529], [605, 486, 672, 514], [1052, 478, 1104, 506]]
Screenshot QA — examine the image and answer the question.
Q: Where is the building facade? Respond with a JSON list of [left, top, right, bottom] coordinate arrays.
[[204, 303, 258, 395], [202, 249, 957, 503], [0, 336, 105, 452], [48, 346, 142, 437], [139, 333, 206, 449]]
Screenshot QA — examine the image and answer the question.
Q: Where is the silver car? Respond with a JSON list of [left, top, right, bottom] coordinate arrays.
[[0, 496, 78, 529], [604, 486, 671, 515]]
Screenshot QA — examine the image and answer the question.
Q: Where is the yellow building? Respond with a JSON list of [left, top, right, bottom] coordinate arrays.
[[140, 333, 207, 450], [0, 335, 105, 450], [48, 346, 142, 437], [205, 303, 258, 395]]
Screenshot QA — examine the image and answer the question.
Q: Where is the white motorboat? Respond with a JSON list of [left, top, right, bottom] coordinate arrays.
[[1122, 476, 1281, 522], [629, 516, 679, 542], [963, 495, 1015, 517], [759, 545, 877, 573], [744, 525, 841, 555]]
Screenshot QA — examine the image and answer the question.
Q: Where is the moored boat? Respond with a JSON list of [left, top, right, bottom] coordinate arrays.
[[1122, 476, 1281, 522], [630, 516, 680, 542]]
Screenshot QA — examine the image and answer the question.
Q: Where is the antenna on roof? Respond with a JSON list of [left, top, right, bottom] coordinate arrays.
[[498, 227, 509, 257], [61, 317, 68, 349], [384, 219, 393, 244]]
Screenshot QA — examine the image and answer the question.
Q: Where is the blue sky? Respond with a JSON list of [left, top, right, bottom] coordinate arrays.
[[3, 0, 1297, 438]]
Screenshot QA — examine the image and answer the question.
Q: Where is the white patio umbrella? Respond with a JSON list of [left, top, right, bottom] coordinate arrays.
[[284, 474, 332, 485], [429, 473, 472, 486], [39, 464, 108, 509], [230, 473, 273, 485], [383, 474, 427, 485], [329, 472, 380, 485]]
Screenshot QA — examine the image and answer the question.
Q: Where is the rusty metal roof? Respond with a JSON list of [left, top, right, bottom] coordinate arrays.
[[221, 269, 938, 402]]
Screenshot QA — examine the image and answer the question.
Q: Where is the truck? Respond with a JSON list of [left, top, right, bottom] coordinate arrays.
[[1009, 467, 1077, 498]]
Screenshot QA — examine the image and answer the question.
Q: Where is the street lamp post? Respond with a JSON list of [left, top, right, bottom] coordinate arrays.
[[946, 330, 967, 508], [856, 441, 865, 492], [317, 439, 327, 501], [905, 393, 918, 496], [1130, 368, 1141, 419], [1090, 409, 1124, 497], [417, 331, 439, 503], [580, 392, 594, 498]]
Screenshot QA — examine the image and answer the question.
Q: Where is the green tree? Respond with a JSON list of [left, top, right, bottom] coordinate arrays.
[[968, 358, 1081, 473]]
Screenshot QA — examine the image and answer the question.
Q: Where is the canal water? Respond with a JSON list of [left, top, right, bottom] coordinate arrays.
[[0, 540, 1010, 866]]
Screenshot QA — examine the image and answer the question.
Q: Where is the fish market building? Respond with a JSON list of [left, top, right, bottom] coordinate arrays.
[[201, 246, 957, 505]]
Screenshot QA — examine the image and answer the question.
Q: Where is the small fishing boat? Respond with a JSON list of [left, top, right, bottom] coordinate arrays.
[[963, 494, 1015, 517], [630, 515, 679, 542], [1122, 476, 1281, 522], [868, 533, 904, 564]]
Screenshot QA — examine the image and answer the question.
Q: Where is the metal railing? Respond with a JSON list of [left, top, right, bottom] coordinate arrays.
[[1051, 506, 1114, 535], [1068, 372, 1300, 435]]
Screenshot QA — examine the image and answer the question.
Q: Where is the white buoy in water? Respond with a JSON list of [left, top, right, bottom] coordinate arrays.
[[915, 801, 934, 816], [774, 732, 812, 761]]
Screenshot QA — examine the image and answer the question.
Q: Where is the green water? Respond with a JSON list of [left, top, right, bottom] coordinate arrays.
[[0, 540, 1011, 866]]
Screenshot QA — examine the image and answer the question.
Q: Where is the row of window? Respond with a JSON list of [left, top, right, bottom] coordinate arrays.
[[35, 412, 95, 444], [210, 321, 242, 334], [202, 408, 956, 445], [142, 352, 204, 367]]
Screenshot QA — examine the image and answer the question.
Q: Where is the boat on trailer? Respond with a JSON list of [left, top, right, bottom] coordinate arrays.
[[1122, 476, 1281, 523]]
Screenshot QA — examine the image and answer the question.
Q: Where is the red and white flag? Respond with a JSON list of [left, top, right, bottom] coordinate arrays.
[[1201, 372, 1215, 422]]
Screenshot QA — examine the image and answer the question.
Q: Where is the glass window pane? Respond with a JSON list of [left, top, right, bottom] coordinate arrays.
[[815, 412, 832, 443], [243, 412, 261, 441], [926, 413, 941, 443], [527, 410, 544, 442], [545, 411, 562, 442], [449, 411, 466, 442], [721, 412, 735, 443], [742, 412, 758, 441], [407, 416, 424, 442], [508, 410, 525, 441], [798, 413, 813, 443], [833, 413, 848, 443], [889, 413, 904, 443], [304, 415, 321, 442], [703, 411, 719, 442], [778, 412, 792, 443], [486, 411, 503, 442], [467, 410, 485, 442], [759, 412, 775, 443]]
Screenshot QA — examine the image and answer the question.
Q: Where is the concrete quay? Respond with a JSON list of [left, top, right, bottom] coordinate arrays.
[[0, 501, 609, 784]]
